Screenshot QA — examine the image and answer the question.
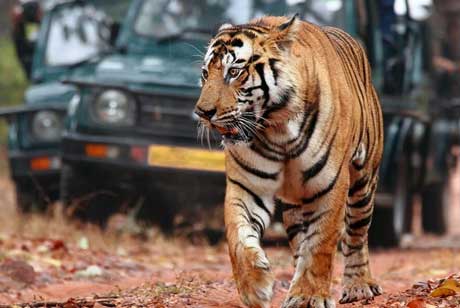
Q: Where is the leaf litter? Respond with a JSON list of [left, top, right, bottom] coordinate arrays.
[[0, 176, 460, 307]]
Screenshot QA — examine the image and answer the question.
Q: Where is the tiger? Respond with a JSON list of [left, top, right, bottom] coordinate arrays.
[[194, 15, 383, 308]]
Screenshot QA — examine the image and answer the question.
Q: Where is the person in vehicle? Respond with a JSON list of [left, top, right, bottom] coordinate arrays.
[[11, 0, 41, 78]]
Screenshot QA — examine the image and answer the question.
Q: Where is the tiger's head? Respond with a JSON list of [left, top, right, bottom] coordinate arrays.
[[194, 15, 301, 145]]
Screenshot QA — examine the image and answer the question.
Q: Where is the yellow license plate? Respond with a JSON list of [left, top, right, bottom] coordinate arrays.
[[148, 145, 225, 172]]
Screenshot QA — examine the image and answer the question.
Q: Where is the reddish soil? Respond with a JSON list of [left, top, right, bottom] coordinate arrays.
[[1, 240, 460, 307], [0, 165, 459, 307]]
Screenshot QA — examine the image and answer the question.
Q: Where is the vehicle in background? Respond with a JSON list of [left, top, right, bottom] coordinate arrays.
[[60, 0, 352, 229], [11, 0, 454, 246], [368, 0, 459, 246], [3, 0, 128, 211]]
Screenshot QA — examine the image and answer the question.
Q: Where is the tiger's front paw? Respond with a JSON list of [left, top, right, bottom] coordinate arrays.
[[282, 295, 335, 308], [339, 279, 382, 304], [234, 247, 274, 308]]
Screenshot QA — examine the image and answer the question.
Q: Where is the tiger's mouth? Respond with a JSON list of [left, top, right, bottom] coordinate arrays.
[[212, 124, 250, 143], [214, 125, 238, 136]]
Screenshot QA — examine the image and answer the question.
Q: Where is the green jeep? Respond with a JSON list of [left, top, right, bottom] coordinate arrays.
[[5, 0, 129, 211], [61, 0, 454, 246], [60, 0, 352, 227]]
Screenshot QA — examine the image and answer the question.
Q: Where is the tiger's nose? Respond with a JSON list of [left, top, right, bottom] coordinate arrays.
[[194, 106, 217, 120]]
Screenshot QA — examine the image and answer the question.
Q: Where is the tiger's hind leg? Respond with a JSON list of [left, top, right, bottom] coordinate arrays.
[[340, 174, 382, 304]]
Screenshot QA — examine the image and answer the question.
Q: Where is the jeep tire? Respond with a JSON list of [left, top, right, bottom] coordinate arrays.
[[14, 179, 48, 213], [60, 162, 119, 226], [421, 181, 449, 235], [370, 158, 413, 247]]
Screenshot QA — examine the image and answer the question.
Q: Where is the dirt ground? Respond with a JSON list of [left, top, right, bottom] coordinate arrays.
[[0, 168, 460, 308]]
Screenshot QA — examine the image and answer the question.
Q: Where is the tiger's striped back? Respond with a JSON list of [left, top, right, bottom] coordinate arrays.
[[324, 26, 383, 171]]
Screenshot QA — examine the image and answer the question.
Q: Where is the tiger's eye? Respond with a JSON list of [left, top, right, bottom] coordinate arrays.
[[202, 70, 209, 80], [228, 68, 240, 78]]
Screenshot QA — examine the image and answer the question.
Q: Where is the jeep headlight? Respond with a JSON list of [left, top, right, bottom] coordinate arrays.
[[92, 90, 136, 125], [31, 111, 63, 141]]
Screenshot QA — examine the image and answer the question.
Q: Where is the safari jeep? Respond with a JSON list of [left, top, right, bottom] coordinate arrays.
[[60, 0, 355, 228], [4, 0, 129, 211], [62, 0, 455, 245]]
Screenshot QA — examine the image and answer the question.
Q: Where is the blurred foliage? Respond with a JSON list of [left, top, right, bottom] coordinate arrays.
[[0, 37, 28, 144], [0, 38, 27, 106]]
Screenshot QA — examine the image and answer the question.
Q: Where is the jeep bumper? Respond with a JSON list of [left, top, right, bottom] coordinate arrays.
[[9, 149, 61, 178], [61, 132, 226, 204]]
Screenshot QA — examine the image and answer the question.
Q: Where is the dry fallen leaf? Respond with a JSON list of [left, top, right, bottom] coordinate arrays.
[[430, 287, 456, 297], [439, 279, 460, 292], [407, 298, 425, 308], [430, 278, 460, 298]]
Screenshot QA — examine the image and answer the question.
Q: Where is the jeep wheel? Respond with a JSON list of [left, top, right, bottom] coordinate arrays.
[[60, 162, 119, 226], [136, 189, 177, 234], [370, 206, 398, 247], [14, 179, 48, 213], [421, 181, 449, 235], [370, 159, 413, 247]]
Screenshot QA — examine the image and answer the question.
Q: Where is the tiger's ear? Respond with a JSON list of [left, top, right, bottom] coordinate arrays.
[[273, 14, 300, 49], [278, 13, 299, 32]]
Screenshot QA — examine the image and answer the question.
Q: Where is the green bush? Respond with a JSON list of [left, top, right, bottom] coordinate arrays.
[[0, 37, 28, 106], [0, 37, 28, 143]]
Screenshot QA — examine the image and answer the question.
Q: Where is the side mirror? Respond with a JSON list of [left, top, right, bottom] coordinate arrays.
[[10, 0, 41, 79]]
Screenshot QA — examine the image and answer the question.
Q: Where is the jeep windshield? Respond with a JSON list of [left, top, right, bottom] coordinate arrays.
[[134, 0, 346, 40], [45, 1, 129, 67]]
